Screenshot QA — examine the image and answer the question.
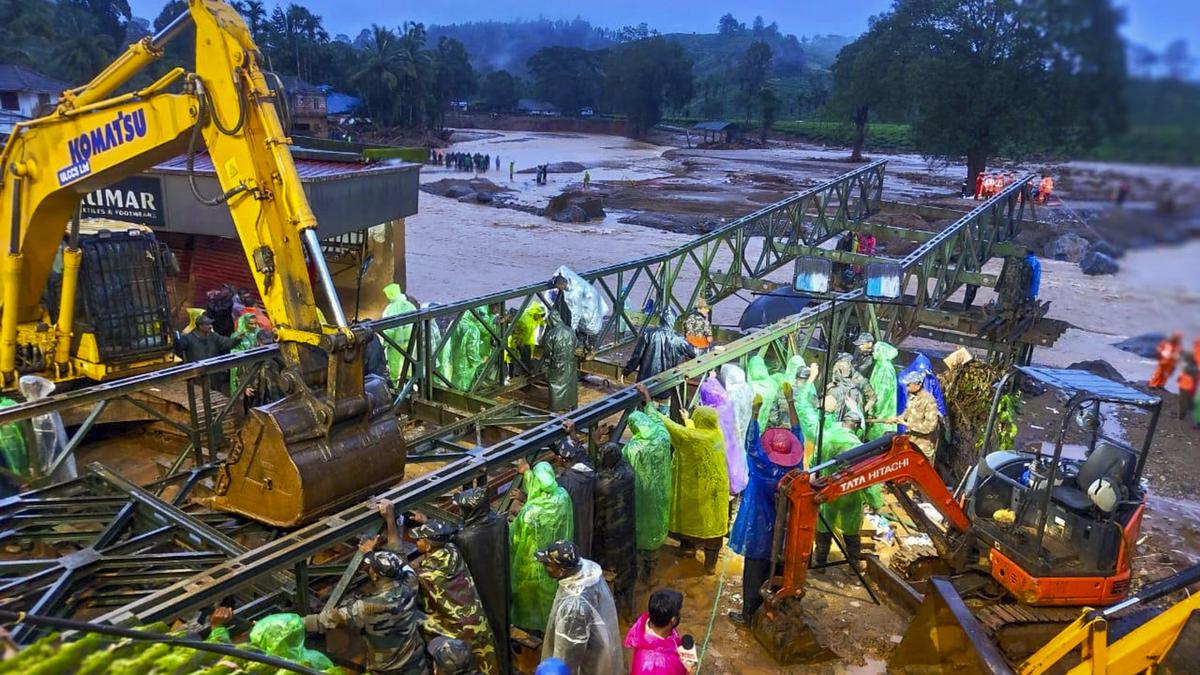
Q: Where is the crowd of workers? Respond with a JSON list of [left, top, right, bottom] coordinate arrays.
[[1149, 332, 1200, 426], [430, 150, 502, 175], [972, 171, 1054, 205]]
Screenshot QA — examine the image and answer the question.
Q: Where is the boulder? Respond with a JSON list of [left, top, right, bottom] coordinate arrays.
[[1067, 360, 1126, 383], [1086, 240, 1125, 259], [577, 198, 606, 219], [552, 205, 588, 223], [1043, 233, 1090, 262], [474, 191, 494, 204], [443, 185, 474, 199], [456, 192, 479, 203], [1079, 250, 1119, 276], [1113, 333, 1164, 359]]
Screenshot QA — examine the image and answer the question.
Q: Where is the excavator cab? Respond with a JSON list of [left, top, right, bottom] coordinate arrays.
[[961, 366, 1162, 607]]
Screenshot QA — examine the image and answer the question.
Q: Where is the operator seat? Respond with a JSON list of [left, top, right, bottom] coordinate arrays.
[[1051, 439, 1137, 513]]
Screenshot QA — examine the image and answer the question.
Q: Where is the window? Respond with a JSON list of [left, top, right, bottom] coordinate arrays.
[[0, 92, 18, 111], [37, 93, 50, 106]]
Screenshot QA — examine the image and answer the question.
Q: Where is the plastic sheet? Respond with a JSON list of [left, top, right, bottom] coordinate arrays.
[[510, 462, 574, 630], [698, 374, 748, 494], [622, 407, 673, 552], [18, 376, 75, 482], [552, 265, 609, 337], [661, 407, 730, 539], [248, 613, 336, 672]]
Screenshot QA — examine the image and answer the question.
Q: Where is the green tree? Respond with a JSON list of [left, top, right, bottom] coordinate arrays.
[[52, 5, 118, 83], [0, 0, 53, 66], [63, 0, 130, 48], [604, 36, 694, 136], [737, 40, 772, 120], [758, 87, 779, 143], [482, 69, 519, 111], [350, 25, 411, 125], [527, 46, 604, 115], [831, 0, 1127, 184], [718, 13, 740, 35]]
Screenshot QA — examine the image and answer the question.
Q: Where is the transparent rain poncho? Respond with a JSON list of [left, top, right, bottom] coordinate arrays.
[[866, 341, 900, 441], [450, 311, 497, 392], [746, 355, 779, 428], [698, 374, 748, 494], [382, 283, 417, 383], [552, 266, 609, 338], [541, 559, 623, 675], [622, 406, 673, 551], [0, 397, 28, 477], [18, 376, 75, 482], [720, 363, 754, 453], [510, 462, 574, 630], [248, 613, 337, 672], [661, 407, 730, 539]]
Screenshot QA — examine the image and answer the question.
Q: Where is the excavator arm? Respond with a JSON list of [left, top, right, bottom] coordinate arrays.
[[770, 433, 972, 603], [0, 0, 405, 525]]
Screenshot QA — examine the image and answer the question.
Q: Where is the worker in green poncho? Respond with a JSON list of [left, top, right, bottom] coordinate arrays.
[[638, 384, 730, 574], [746, 355, 778, 428], [228, 313, 260, 397], [621, 404, 673, 585], [508, 300, 547, 369], [865, 341, 899, 441], [510, 460, 574, 631], [0, 397, 29, 478], [382, 283, 418, 384], [796, 384, 882, 572], [450, 310, 497, 392], [251, 612, 339, 672]]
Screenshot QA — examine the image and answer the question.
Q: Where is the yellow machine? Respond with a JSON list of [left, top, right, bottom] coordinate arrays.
[[891, 564, 1200, 674], [0, 0, 405, 526]]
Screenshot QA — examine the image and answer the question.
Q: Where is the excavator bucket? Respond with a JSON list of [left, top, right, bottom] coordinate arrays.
[[889, 577, 1014, 674], [209, 373, 405, 527], [750, 597, 838, 665]]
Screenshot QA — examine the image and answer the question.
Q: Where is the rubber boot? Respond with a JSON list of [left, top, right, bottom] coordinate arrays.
[[813, 531, 833, 573], [844, 534, 862, 563], [703, 547, 720, 574]]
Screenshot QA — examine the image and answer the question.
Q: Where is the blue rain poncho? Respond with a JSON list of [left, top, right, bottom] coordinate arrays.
[[729, 419, 801, 560], [896, 353, 947, 418]]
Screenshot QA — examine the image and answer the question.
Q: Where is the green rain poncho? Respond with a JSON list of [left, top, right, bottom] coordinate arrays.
[[795, 390, 882, 538], [249, 613, 338, 672], [382, 283, 417, 383], [622, 405, 673, 551], [747, 355, 779, 428], [772, 355, 807, 389], [661, 406, 730, 540], [866, 341, 899, 441], [228, 313, 260, 397], [0, 397, 28, 477], [510, 461, 574, 631], [450, 311, 497, 392]]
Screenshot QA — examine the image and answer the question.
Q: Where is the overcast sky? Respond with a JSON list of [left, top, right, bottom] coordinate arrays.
[[130, 1, 1196, 52]]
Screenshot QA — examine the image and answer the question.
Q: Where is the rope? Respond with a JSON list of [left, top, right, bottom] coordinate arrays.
[[694, 566, 726, 674]]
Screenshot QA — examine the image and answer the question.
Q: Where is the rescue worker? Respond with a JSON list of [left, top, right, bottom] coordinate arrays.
[[974, 171, 984, 200], [876, 370, 942, 461], [552, 420, 595, 558], [806, 404, 882, 571], [537, 541, 623, 674], [450, 310, 497, 392], [865, 340, 899, 441], [410, 519, 501, 675], [729, 384, 804, 624], [582, 170, 591, 190], [228, 313, 260, 396], [825, 353, 875, 432], [852, 332, 876, 377], [510, 460, 573, 631], [305, 548, 429, 675], [682, 298, 714, 353], [699, 372, 749, 495], [1037, 173, 1054, 205], [452, 487, 511, 675], [542, 301, 577, 411], [429, 637, 480, 675], [1178, 340, 1198, 421], [746, 355, 778, 428], [382, 283, 418, 384], [248, 613, 338, 672], [638, 384, 731, 574], [1149, 332, 1184, 389], [591, 441, 637, 619], [622, 404, 673, 586], [721, 364, 754, 455], [174, 313, 234, 391], [625, 589, 690, 675], [623, 309, 697, 385]]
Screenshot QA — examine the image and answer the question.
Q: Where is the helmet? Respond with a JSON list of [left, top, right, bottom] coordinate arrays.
[[1087, 477, 1119, 513]]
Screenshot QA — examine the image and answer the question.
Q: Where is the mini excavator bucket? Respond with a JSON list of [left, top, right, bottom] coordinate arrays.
[[889, 577, 1014, 674], [750, 596, 837, 665], [208, 337, 406, 527]]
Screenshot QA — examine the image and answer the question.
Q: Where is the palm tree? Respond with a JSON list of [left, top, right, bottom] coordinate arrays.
[[350, 25, 412, 126], [0, 0, 53, 66], [52, 6, 117, 83]]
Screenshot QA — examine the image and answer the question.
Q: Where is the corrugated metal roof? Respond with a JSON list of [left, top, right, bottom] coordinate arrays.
[[151, 152, 418, 183], [0, 64, 67, 93], [692, 121, 737, 131]]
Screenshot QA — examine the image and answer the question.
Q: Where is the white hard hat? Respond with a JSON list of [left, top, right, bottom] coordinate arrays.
[[1087, 477, 1119, 513]]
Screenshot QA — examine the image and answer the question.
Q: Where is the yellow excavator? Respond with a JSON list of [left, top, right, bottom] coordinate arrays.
[[0, 0, 405, 526]]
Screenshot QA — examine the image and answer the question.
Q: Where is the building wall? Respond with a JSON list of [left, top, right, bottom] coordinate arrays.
[[0, 90, 56, 134]]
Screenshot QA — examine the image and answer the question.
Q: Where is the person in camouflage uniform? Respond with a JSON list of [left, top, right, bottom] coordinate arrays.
[[878, 370, 943, 460], [428, 636, 481, 674], [305, 548, 429, 675], [452, 487, 511, 675], [410, 519, 501, 675], [851, 332, 875, 378], [591, 441, 637, 619], [824, 352, 875, 432]]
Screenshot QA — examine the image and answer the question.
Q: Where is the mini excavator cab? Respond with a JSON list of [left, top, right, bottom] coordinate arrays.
[[962, 366, 1162, 607]]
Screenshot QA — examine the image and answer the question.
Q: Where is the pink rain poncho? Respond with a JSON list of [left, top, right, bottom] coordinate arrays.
[[698, 374, 748, 494], [624, 612, 688, 675]]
